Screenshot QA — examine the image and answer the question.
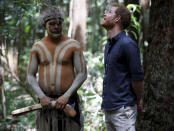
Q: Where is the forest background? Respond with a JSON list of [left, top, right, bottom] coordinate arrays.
[[0, 0, 174, 131]]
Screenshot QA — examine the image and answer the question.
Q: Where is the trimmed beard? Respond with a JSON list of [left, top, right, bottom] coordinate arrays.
[[101, 20, 115, 30]]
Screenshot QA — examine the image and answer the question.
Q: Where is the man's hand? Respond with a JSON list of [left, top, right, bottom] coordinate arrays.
[[40, 96, 51, 108], [56, 96, 68, 110], [63, 104, 76, 117], [137, 99, 145, 113], [132, 81, 145, 113]]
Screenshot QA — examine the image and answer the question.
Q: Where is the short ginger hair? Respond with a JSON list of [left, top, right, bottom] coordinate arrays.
[[111, 3, 131, 29]]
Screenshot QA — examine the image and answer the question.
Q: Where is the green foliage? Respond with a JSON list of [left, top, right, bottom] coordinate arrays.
[[126, 4, 141, 42], [18, 48, 30, 72], [87, 0, 107, 53], [0, 80, 36, 130], [79, 51, 106, 131], [0, 0, 143, 130]]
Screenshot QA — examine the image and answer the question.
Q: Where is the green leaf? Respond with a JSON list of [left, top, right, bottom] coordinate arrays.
[[9, 20, 15, 25], [130, 30, 138, 40], [24, 25, 30, 33]]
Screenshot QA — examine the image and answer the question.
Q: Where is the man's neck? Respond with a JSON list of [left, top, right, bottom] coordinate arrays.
[[47, 34, 62, 43], [107, 26, 122, 39]]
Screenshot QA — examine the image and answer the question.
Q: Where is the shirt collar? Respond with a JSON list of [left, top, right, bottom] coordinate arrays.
[[108, 31, 126, 45]]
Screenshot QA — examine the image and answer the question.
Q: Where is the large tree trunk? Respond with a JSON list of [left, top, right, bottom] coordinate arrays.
[[137, 0, 174, 130], [0, 9, 7, 119], [0, 67, 6, 119], [139, 0, 150, 41], [68, 0, 88, 50], [7, 45, 18, 74], [139, 0, 150, 73]]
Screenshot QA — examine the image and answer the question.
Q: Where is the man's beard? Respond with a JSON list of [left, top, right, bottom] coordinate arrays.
[[101, 20, 115, 30], [47, 29, 62, 38], [49, 32, 61, 38]]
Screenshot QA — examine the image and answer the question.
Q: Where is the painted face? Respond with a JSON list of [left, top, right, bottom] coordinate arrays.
[[101, 6, 118, 30], [46, 19, 63, 38]]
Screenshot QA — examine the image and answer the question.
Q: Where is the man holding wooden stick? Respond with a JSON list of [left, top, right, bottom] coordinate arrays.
[[27, 6, 87, 131]]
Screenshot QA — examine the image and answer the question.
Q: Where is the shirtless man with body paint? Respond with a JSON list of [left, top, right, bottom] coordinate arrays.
[[27, 7, 87, 131]]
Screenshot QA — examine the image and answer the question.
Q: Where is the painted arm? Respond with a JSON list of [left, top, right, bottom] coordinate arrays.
[[27, 51, 46, 99], [27, 51, 51, 106], [64, 50, 87, 99], [56, 50, 87, 109]]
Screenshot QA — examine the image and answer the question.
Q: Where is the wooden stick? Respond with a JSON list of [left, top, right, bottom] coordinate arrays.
[[11, 101, 56, 117], [11, 101, 76, 118]]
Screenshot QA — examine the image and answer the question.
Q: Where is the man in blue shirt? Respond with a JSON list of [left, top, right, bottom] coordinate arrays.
[[101, 3, 144, 131]]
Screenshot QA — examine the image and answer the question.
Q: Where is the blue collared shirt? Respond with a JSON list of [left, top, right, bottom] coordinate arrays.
[[101, 31, 144, 111]]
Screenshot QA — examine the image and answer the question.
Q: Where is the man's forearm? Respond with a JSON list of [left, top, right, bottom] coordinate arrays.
[[63, 72, 87, 99], [63, 50, 87, 99], [27, 74, 45, 98], [132, 80, 144, 103]]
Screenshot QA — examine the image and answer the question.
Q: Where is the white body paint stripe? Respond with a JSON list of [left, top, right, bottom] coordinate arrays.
[[37, 41, 52, 89], [31, 46, 44, 62], [31, 45, 48, 91], [37, 41, 52, 62], [54, 39, 75, 61], [44, 39, 74, 90], [31, 39, 81, 93], [56, 43, 80, 92]]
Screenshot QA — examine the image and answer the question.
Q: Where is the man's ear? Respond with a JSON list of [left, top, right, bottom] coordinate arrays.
[[114, 15, 121, 23]]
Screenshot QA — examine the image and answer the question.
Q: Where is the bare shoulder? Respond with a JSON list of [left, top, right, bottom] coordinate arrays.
[[30, 40, 45, 53], [63, 37, 81, 50]]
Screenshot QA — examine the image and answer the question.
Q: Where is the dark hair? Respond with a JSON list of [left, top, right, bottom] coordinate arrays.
[[40, 6, 64, 25], [111, 3, 131, 29]]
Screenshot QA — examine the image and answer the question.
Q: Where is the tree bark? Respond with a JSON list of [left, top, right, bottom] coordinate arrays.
[[68, 0, 88, 50], [139, 0, 150, 72], [137, 0, 174, 130], [140, 0, 150, 41], [7, 45, 18, 74], [0, 8, 7, 119], [0, 67, 6, 119]]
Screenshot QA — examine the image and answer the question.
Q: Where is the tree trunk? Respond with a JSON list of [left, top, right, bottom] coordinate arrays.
[[137, 0, 174, 130], [0, 67, 6, 119], [68, 0, 88, 50], [7, 45, 18, 74], [0, 8, 7, 119], [139, 0, 150, 72], [140, 0, 150, 41]]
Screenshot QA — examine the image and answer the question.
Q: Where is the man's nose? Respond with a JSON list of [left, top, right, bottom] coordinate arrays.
[[54, 24, 59, 28]]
